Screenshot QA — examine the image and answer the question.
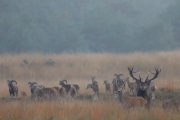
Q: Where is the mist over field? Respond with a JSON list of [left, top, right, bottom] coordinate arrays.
[[0, 0, 180, 53]]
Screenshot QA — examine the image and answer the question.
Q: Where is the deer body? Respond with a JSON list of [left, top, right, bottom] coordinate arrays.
[[104, 80, 111, 92], [59, 80, 80, 94], [86, 83, 99, 100], [125, 77, 137, 93], [8, 80, 18, 97], [128, 66, 161, 110], [21, 91, 27, 97]]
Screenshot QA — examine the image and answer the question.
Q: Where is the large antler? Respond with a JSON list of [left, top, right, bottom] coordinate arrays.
[[145, 67, 161, 81], [128, 66, 142, 82]]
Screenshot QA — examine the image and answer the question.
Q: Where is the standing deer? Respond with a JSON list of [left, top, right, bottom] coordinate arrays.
[[125, 77, 137, 94], [7, 80, 18, 97], [128, 66, 161, 110], [86, 83, 99, 100], [103, 80, 111, 92], [112, 74, 124, 99], [59, 80, 80, 94], [91, 76, 98, 86], [28, 82, 38, 96], [150, 81, 156, 100]]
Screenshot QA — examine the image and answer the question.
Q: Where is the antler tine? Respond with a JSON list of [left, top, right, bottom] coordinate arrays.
[[128, 66, 141, 82], [146, 67, 161, 81], [133, 69, 139, 73], [149, 70, 155, 75]]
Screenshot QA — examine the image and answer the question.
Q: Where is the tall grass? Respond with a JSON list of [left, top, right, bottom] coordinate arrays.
[[0, 51, 180, 119]]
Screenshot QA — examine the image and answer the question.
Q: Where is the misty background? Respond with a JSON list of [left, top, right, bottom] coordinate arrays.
[[0, 0, 180, 53]]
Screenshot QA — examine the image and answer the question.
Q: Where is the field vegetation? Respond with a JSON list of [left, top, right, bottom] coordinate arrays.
[[0, 51, 180, 120]]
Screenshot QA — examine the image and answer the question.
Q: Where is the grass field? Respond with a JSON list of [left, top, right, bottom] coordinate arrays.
[[0, 51, 180, 120]]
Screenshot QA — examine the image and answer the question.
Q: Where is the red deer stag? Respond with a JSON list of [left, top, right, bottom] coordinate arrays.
[[128, 66, 161, 110]]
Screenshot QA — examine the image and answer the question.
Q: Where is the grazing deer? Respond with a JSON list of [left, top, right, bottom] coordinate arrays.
[[128, 66, 161, 110], [7, 80, 18, 97], [103, 80, 111, 92], [124, 77, 137, 94]]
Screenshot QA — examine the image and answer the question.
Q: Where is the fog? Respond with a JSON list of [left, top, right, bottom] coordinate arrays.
[[0, 0, 179, 53]]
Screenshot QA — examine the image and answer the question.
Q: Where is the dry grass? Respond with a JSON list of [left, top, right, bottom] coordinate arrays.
[[0, 51, 180, 119]]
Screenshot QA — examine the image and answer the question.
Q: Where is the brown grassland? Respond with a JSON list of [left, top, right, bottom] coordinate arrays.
[[0, 51, 180, 120]]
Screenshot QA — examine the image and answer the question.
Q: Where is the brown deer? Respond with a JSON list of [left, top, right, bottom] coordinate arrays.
[[124, 96, 147, 109], [59, 80, 80, 94], [21, 91, 27, 97], [127, 66, 161, 110], [7, 80, 18, 97], [86, 83, 99, 100], [125, 77, 137, 94], [103, 80, 111, 92], [91, 76, 98, 86]]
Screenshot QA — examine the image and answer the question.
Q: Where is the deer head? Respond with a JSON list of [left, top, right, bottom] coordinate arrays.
[[128, 66, 161, 91], [91, 76, 96, 81], [114, 74, 123, 80], [59, 79, 67, 85]]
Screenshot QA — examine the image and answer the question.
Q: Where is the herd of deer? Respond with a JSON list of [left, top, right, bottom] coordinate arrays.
[[6, 66, 179, 111]]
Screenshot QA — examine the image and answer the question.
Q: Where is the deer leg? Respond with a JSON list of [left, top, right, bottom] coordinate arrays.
[[152, 92, 155, 100]]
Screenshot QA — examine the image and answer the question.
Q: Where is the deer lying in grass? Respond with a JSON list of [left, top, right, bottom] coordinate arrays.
[[162, 99, 179, 112], [124, 77, 137, 94], [21, 91, 27, 97], [86, 83, 99, 100], [103, 80, 111, 92], [124, 96, 147, 109], [117, 80, 147, 110], [7, 80, 18, 97]]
